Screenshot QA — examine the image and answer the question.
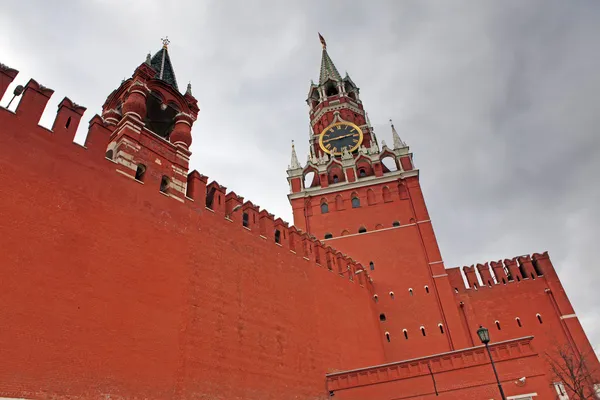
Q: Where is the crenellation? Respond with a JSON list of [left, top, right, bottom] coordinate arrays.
[[504, 257, 523, 281], [463, 265, 479, 289], [0, 63, 19, 100], [16, 79, 55, 125], [51, 97, 87, 143], [475, 262, 494, 287], [451, 252, 554, 292], [185, 170, 207, 202], [517, 254, 538, 280], [205, 181, 227, 214], [84, 114, 112, 156]]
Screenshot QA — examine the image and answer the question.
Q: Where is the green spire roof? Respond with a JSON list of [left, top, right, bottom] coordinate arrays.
[[319, 48, 342, 85], [149, 43, 179, 91]]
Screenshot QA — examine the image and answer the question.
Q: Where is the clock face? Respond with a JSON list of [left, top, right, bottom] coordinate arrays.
[[318, 122, 363, 155]]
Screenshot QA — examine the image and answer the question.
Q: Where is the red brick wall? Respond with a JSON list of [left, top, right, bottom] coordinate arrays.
[[0, 105, 385, 399]]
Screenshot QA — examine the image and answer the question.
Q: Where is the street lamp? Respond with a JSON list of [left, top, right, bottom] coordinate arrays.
[[477, 325, 507, 400]]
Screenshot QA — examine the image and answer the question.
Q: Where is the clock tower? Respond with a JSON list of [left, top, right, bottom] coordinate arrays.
[[287, 35, 471, 362], [307, 33, 378, 159]]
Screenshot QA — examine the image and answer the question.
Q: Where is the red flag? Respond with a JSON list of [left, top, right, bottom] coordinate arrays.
[[318, 32, 327, 49]]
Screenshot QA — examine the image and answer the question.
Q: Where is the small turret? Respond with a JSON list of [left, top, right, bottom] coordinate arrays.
[[101, 39, 199, 201], [390, 119, 406, 149], [289, 140, 301, 170]]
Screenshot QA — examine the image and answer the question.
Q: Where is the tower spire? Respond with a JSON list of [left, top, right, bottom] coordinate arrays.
[[318, 33, 342, 85], [289, 140, 301, 170], [390, 119, 406, 149], [148, 38, 179, 91]]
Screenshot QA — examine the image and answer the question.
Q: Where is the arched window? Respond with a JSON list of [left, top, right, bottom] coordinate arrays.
[[65, 116, 72, 129], [438, 324, 444, 334], [379, 313, 386, 322], [324, 80, 338, 97], [495, 321, 501, 330], [309, 89, 320, 109], [536, 314, 543, 324], [160, 176, 170, 193], [335, 195, 344, 210], [369, 261, 375, 271], [333, 175, 339, 183], [389, 291, 395, 300], [320, 201, 329, 214], [324, 233, 333, 239], [382, 187, 392, 202], [454, 287, 459, 293], [105, 150, 114, 160], [373, 295, 378, 303], [274, 229, 281, 244], [145, 92, 177, 138], [135, 164, 146, 181], [358, 227, 367, 234], [352, 196, 361, 208], [358, 169, 367, 177], [392, 221, 400, 227], [421, 327, 426, 336], [341, 229, 349, 236], [242, 212, 249, 228], [385, 332, 391, 343], [516, 317, 522, 327], [367, 189, 376, 205], [381, 156, 398, 172], [409, 288, 414, 296], [403, 329, 408, 340], [303, 171, 317, 188], [425, 286, 429, 294]]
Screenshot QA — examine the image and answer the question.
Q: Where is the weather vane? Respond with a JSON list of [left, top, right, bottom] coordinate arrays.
[[161, 36, 170, 49]]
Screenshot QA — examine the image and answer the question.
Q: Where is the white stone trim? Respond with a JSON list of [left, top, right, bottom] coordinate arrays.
[[115, 169, 135, 179], [432, 274, 448, 278], [429, 261, 443, 265], [288, 169, 419, 199], [323, 222, 420, 241], [507, 393, 537, 399], [0, 398, 31, 399], [560, 314, 577, 320]]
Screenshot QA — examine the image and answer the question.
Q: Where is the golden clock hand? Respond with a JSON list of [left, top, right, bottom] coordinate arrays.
[[322, 133, 355, 144]]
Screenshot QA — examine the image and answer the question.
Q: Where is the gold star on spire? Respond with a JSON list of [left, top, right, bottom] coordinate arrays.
[[161, 36, 170, 49]]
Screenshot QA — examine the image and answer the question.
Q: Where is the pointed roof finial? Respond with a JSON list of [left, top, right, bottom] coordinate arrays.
[[318, 34, 342, 85], [366, 112, 372, 128], [318, 32, 327, 49], [161, 36, 170, 49], [146, 52, 152, 65], [289, 140, 301, 170], [186, 81, 192, 96], [149, 39, 179, 91], [390, 119, 406, 149]]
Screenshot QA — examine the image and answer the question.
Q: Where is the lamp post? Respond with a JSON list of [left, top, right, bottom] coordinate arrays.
[[477, 325, 507, 400]]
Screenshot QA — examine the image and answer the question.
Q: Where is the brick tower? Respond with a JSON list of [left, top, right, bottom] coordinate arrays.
[[102, 38, 199, 201], [287, 35, 472, 362]]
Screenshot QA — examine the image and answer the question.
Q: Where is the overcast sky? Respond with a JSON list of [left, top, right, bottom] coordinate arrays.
[[1, 1, 599, 355]]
